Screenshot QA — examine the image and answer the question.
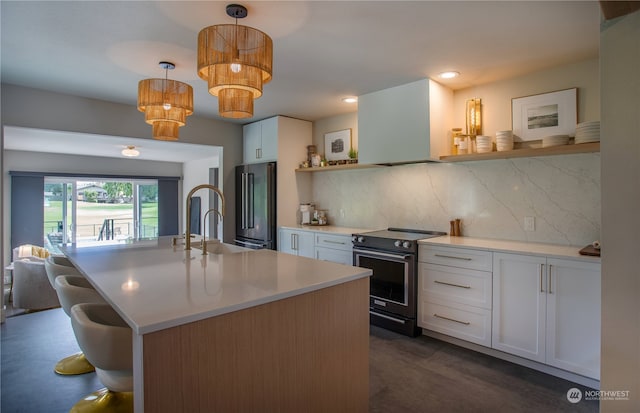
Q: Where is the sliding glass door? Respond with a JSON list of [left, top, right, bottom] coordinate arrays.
[[44, 178, 158, 246], [134, 181, 159, 239], [44, 180, 75, 245]]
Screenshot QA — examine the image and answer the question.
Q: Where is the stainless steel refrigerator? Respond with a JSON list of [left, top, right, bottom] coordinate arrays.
[[234, 162, 277, 249]]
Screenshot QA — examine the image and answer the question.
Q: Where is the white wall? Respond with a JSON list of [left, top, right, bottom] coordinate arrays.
[[182, 154, 221, 239], [453, 58, 600, 140], [600, 10, 640, 412], [309, 58, 601, 246]]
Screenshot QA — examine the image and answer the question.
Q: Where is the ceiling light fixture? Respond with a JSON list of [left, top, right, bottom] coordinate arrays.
[[121, 145, 140, 157], [138, 61, 193, 141], [342, 97, 358, 104], [197, 4, 273, 119], [439, 71, 460, 79]]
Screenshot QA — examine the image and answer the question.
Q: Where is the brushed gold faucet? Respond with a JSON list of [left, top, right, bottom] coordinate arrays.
[[185, 184, 225, 250], [201, 208, 223, 255]]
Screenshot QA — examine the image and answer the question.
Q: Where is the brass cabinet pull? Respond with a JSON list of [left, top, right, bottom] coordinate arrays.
[[434, 313, 471, 325], [434, 254, 472, 261], [434, 280, 471, 289]]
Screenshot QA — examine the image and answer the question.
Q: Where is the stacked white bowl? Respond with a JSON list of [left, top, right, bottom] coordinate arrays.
[[542, 134, 570, 148], [496, 130, 514, 151], [575, 121, 600, 144], [476, 135, 493, 153]]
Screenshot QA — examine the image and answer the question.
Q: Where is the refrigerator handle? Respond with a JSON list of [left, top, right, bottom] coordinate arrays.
[[241, 173, 247, 229], [248, 173, 255, 229]]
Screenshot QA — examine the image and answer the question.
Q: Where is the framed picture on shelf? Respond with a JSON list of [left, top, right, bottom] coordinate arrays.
[[511, 88, 577, 141], [324, 129, 351, 161]]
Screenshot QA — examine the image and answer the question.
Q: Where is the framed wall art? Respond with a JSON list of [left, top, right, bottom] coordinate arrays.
[[511, 88, 577, 141], [324, 129, 351, 161]]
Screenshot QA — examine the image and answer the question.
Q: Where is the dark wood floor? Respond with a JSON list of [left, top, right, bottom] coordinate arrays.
[[1, 308, 598, 413]]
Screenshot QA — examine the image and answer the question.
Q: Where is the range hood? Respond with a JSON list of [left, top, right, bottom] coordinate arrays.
[[357, 78, 452, 165]]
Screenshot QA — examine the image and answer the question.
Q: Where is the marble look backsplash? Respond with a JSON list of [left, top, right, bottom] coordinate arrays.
[[311, 154, 600, 246]]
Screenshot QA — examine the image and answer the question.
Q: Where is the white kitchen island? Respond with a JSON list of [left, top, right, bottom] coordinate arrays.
[[62, 237, 371, 413]]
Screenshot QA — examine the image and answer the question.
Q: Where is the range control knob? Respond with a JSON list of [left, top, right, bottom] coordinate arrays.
[[403, 241, 412, 249], [394, 240, 402, 247], [357, 236, 365, 243], [352, 236, 358, 243]]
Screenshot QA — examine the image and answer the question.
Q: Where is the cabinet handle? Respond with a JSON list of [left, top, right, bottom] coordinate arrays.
[[434, 280, 471, 289], [539, 263, 545, 293], [548, 264, 553, 294], [434, 254, 472, 261], [433, 313, 470, 325], [323, 240, 346, 245], [291, 233, 297, 250]]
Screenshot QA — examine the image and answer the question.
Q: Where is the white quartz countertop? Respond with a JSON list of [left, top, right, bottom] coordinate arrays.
[[418, 235, 601, 262], [62, 238, 371, 335], [279, 225, 378, 235]]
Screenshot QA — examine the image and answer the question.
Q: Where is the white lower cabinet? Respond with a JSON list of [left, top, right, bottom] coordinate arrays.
[[418, 246, 493, 347], [545, 257, 601, 379], [278, 229, 353, 264], [492, 252, 601, 379], [314, 233, 353, 265], [278, 229, 314, 258]]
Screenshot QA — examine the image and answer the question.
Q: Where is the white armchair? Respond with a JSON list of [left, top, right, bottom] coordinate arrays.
[[12, 259, 60, 311]]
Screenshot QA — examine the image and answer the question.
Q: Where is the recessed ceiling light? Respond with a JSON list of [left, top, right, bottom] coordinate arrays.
[[342, 96, 358, 103], [439, 71, 460, 79], [122, 145, 140, 157]]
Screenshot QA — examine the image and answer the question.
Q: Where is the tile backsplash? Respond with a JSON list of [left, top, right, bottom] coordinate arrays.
[[311, 153, 600, 246]]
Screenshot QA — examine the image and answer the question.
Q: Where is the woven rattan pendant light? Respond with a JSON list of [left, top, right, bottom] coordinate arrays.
[[197, 4, 273, 119], [138, 62, 193, 141]]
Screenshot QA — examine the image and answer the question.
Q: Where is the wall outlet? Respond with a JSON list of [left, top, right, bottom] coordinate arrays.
[[339, 208, 346, 219], [524, 216, 535, 231]]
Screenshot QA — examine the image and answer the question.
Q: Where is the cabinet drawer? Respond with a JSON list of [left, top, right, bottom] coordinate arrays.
[[419, 299, 492, 347], [419, 245, 492, 271], [315, 246, 353, 265], [315, 233, 352, 251], [420, 263, 491, 310]]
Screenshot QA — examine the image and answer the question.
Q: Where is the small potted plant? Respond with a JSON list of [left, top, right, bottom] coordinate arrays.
[[348, 148, 358, 164]]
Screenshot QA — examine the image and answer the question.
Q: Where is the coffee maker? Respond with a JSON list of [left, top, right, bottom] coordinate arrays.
[[299, 203, 315, 225]]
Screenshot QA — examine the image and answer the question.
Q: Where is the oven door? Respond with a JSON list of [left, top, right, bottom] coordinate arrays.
[[354, 248, 416, 319]]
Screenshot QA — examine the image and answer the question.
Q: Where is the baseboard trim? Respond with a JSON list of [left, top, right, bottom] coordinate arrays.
[[421, 329, 600, 390]]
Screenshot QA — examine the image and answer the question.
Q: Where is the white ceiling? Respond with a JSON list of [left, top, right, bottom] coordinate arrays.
[[1, 1, 601, 160]]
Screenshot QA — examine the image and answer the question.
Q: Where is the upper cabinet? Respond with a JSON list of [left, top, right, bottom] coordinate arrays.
[[243, 116, 278, 164], [242, 116, 312, 227], [358, 78, 452, 164]]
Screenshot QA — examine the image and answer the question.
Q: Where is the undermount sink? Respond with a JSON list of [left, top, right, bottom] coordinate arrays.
[[192, 240, 248, 254]]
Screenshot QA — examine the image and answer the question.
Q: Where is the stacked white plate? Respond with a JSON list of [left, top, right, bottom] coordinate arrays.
[[575, 121, 600, 144], [496, 130, 513, 151], [542, 134, 570, 148], [476, 135, 493, 153]]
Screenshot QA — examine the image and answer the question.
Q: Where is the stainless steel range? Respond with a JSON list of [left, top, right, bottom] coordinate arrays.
[[352, 228, 446, 337]]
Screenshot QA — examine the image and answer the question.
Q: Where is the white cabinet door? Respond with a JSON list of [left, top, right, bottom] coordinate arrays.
[[243, 121, 262, 164], [243, 117, 278, 164], [492, 252, 547, 363], [546, 258, 601, 379], [258, 116, 278, 162], [278, 229, 314, 258], [315, 246, 352, 265]]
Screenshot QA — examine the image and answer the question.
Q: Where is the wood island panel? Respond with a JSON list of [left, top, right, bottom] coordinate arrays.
[[142, 277, 369, 413]]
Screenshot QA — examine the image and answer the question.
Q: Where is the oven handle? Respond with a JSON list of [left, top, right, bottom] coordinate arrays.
[[369, 311, 406, 324], [355, 249, 412, 261]]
